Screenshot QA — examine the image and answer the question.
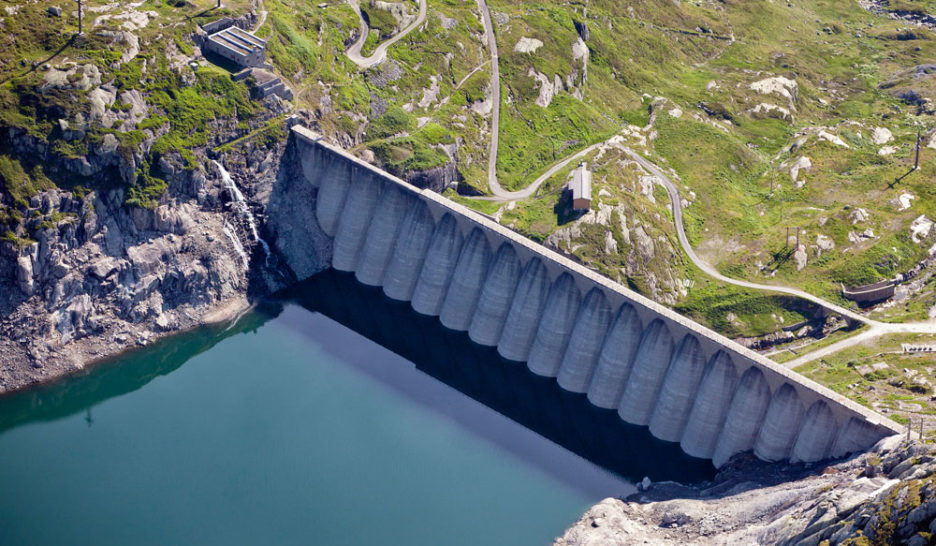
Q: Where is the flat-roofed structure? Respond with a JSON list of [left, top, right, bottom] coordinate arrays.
[[569, 162, 591, 211], [204, 26, 266, 68]]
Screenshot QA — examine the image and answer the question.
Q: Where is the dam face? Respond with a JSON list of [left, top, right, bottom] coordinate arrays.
[[281, 126, 900, 468]]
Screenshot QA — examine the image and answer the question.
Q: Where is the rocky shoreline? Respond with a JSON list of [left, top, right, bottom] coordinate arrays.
[[556, 436, 936, 545], [0, 124, 294, 395]]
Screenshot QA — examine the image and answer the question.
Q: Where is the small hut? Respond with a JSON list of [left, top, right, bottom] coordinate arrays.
[[569, 163, 591, 211]]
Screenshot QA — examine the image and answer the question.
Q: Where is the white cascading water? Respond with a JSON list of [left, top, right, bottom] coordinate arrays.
[[222, 221, 250, 269], [212, 160, 272, 266]]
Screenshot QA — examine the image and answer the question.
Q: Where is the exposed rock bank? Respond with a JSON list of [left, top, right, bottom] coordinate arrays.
[[556, 436, 936, 545], [0, 129, 309, 394]]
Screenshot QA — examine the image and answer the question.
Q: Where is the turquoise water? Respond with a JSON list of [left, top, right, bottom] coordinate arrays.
[[0, 301, 630, 545]]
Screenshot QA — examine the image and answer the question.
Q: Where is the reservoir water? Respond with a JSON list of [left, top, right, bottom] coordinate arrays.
[[0, 271, 714, 545]]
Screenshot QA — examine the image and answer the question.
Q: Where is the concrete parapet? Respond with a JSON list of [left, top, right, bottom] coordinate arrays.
[[289, 126, 903, 467]]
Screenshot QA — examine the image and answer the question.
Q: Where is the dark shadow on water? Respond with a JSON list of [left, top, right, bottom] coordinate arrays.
[[0, 268, 715, 485], [281, 269, 716, 484], [0, 305, 282, 434]]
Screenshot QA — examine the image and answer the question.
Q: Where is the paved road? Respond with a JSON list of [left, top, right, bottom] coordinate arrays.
[[620, 148, 936, 368], [474, 0, 507, 197], [623, 149, 878, 327], [346, 0, 428, 69], [340, 0, 936, 367], [475, 135, 936, 367], [476, 140, 607, 201]]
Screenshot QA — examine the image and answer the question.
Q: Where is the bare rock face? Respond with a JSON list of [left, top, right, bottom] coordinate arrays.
[[788, 156, 812, 187], [264, 139, 334, 282], [871, 126, 894, 145], [556, 439, 936, 546], [15, 254, 34, 296], [793, 244, 807, 271], [816, 234, 835, 255], [849, 207, 869, 224], [910, 215, 934, 244], [0, 134, 297, 393], [405, 161, 457, 192]]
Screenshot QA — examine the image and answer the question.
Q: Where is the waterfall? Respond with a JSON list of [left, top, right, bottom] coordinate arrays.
[[212, 160, 272, 266], [223, 221, 250, 269]]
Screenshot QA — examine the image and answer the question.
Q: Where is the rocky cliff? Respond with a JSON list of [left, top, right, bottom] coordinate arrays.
[[0, 125, 320, 394], [556, 436, 936, 545]]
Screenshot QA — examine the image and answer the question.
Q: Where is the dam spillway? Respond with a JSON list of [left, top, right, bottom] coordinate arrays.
[[280, 126, 901, 468]]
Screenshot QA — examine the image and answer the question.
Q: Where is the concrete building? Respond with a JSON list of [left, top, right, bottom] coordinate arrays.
[[201, 17, 234, 35], [569, 163, 591, 211], [232, 68, 294, 101], [204, 26, 267, 68]]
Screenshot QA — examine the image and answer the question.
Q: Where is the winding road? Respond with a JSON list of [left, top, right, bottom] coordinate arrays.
[[623, 147, 936, 368], [346, 0, 428, 69], [337, 0, 936, 368], [474, 0, 507, 197]]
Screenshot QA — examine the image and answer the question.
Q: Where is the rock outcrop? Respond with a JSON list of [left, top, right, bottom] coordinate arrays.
[[556, 437, 936, 546], [0, 130, 298, 393]]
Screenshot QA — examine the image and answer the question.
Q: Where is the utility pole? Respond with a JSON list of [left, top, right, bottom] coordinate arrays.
[[769, 166, 775, 197], [915, 129, 921, 171], [76, 0, 83, 35]]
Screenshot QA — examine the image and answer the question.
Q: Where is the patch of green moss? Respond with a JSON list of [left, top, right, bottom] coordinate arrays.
[[0, 155, 52, 209]]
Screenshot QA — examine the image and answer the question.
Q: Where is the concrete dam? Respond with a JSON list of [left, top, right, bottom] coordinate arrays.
[[276, 125, 901, 468]]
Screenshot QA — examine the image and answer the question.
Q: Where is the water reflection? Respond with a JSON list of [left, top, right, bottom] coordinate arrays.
[[0, 268, 715, 485], [0, 307, 280, 434], [283, 269, 716, 484]]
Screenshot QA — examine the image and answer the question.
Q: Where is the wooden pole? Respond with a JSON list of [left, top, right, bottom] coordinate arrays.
[[915, 129, 921, 171], [769, 166, 774, 197], [77, 0, 82, 35]]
